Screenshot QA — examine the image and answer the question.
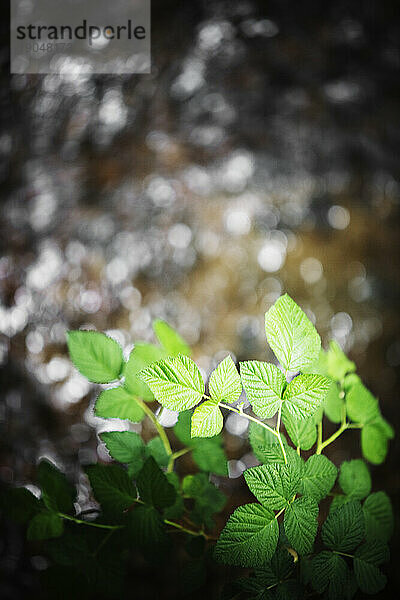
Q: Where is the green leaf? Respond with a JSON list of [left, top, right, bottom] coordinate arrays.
[[363, 492, 394, 543], [300, 454, 337, 501], [240, 361, 286, 419], [1, 487, 42, 524], [311, 551, 349, 599], [66, 330, 123, 384], [37, 460, 76, 514], [282, 410, 316, 450], [323, 381, 344, 424], [163, 473, 184, 521], [173, 410, 193, 446], [85, 464, 137, 514], [183, 473, 226, 529], [322, 501, 365, 552], [327, 341, 356, 381], [339, 460, 371, 500], [209, 355, 242, 404], [139, 355, 204, 411], [191, 400, 223, 438], [146, 437, 169, 469], [283, 374, 330, 420], [215, 503, 279, 567], [264, 294, 321, 373], [346, 383, 380, 425], [95, 386, 145, 422], [27, 512, 64, 541], [284, 496, 318, 555], [254, 546, 295, 586], [371, 415, 394, 439], [137, 457, 176, 510], [354, 540, 389, 594], [248, 422, 303, 469], [128, 504, 169, 558], [100, 431, 146, 466], [244, 464, 301, 510], [192, 438, 228, 476], [123, 343, 165, 401], [153, 319, 191, 357], [361, 424, 388, 465]]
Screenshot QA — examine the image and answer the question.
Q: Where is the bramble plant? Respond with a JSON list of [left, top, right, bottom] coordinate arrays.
[[2, 295, 394, 599]]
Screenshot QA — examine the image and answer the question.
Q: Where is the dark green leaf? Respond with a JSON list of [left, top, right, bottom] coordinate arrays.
[[353, 540, 389, 594], [322, 501, 365, 552], [136, 457, 176, 510], [85, 463, 136, 514], [300, 454, 337, 501], [101, 431, 145, 465], [27, 512, 64, 540], [128, 504, 169, 558], [311, 551, 348, 599], [146, 436, 170, 469], [37, 459, 76, 514], [244, 464, 301, 510], [363, 492, 394, 543], [284, 496, 318, 555]]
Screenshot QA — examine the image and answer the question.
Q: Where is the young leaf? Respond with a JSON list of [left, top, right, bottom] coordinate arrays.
[[353, 540, 389, 594], [299, 454, 337, 501], [153, 319, 191, 357], [37, 460, 76, 514], [244, 464, 301, 510], [27, 512, 64, 541], [327, 340, 356, 381], [85, 464, 137, 514], [124, 343, 165, 401], [100, 431, 146, 466], [264, 294, 321, 373], [191, 400, 223, 438], [128, 504, 169, 558], [361, 423, 388, 465], [363, 492, 394, 543], [339, 460, 371, 500], [346, 383, 380, 425], [139, 355, 204, 411], [322, 501, 365, 552], [282, 409, 317, 450], [240, 361, 286, 419], [136, 457, 176, 510], [215, 503, 279, 567], [209, 356, 242, 404], [95, 386, 145, 422], [311, 551, 348, 599], [283, 374, 330, 420], [323, 382, 344, 424], [284, 496, 318, 555], [67, 330, 123, 383]]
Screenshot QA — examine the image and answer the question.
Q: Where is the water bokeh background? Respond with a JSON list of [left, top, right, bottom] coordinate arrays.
[[1, 0, 399, 597]]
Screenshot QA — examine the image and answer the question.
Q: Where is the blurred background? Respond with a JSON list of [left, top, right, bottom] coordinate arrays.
[[1, 0, 399, 597]]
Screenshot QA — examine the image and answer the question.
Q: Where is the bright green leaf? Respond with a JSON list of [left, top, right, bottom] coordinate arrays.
[[361, 424, 388, 465], [283, 374, 330, 420], [136, 457, 176, 510], [244, 464, 301, 510], [191, 400, 223, 438], [322, 501, 365, 552], [323, 381, 344, 424], [95, 386, 145, 422], [300, 454, 337, 501], [282, 410, 317, 450], [66, 330, 123, 384], [339, 460, 371, 500], [327, 341, 356, 382], [153, 319, 191, 357], [124, 343, 165, 401], [284, 496, 318, 555], [346, 383, 380, 425], [264, 294, 321, 373], [363, 492, 394, 543], [209, 355, 242, 404], [27, 512, 64, 541], [139, 355, 204, 411], [215, 503, 279, 567], [240, 361, 286, 419]]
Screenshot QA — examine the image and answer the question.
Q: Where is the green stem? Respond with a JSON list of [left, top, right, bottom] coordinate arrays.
[[164, 519, 215, 540], [316, 422, 348, 454], [317, 421, 322, 449], [58, 513, 123, 530], [275, 403, 287, 465], [135, 397, 173, 457], [333, 550, 354, 559], [219, 402, 278, 438], [167, 447, 192, 473]]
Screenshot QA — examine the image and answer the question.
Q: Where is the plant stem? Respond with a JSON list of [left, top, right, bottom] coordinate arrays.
[[135, 397, 173, 457], [167, 447, 191, 473], [275, 403, 288, 465], [219, 402, 277, 438], [164, 519, 215, 540], [333, 550, 354, 559], [317, 421, 322, 449], [58, 513, 123, 530], [316, 422, 348, 454]]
